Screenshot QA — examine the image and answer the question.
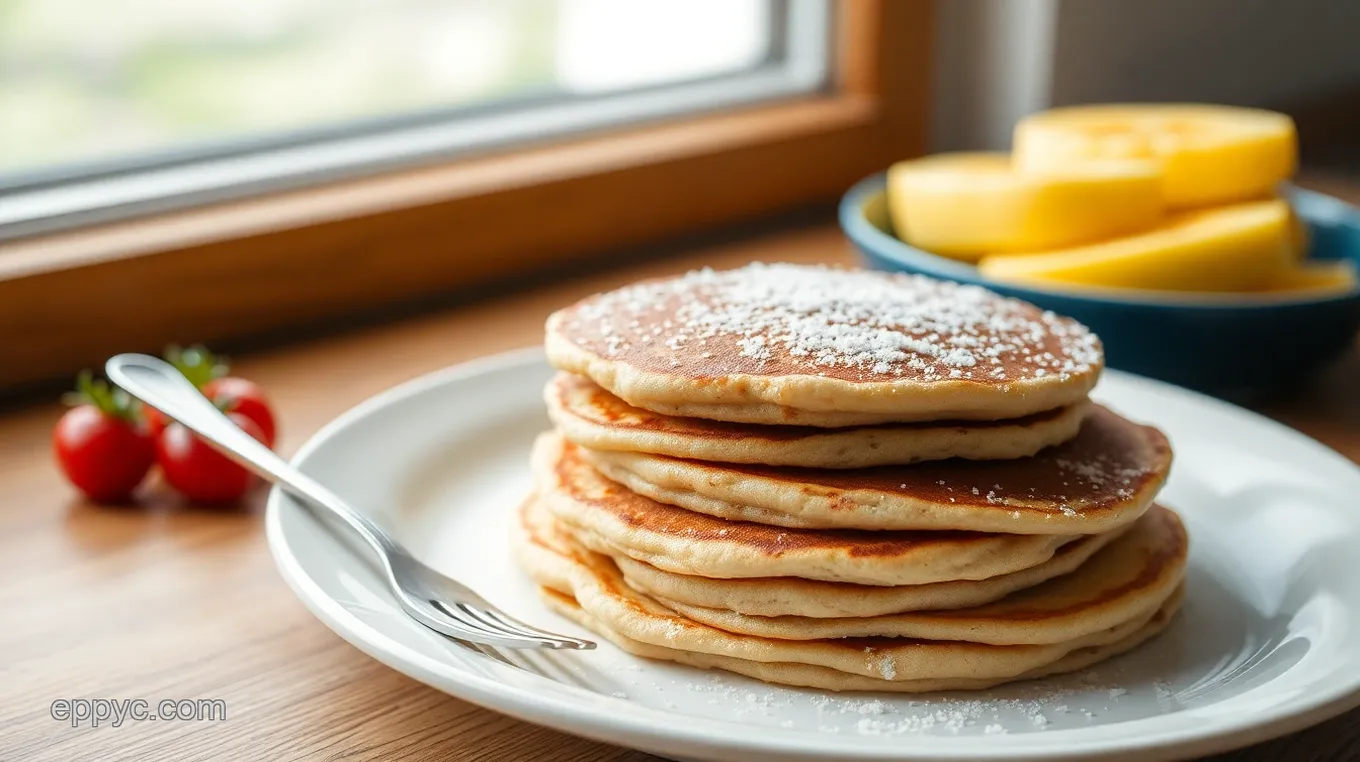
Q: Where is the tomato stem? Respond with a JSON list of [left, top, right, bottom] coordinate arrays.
[[63, 369, 143, 422], [164, 344, 229, 389]]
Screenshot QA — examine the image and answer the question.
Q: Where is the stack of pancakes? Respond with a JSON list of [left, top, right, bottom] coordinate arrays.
[[517, 263, 1185, 692]]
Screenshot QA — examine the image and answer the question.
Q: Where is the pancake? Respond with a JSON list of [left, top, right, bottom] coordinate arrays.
[[547, 372, 1091, 468], [539, 586, 1181, 693], [513, 505, 1183, 689], [522, 492, 1130, 618], [617, 527, 1126, 623], [618, 530, 1129, 619], [545, 263, 1103, 426], [657, 506, 1187, 645], [532, 432, 1080, 586], [580, 404, 1170, 533]]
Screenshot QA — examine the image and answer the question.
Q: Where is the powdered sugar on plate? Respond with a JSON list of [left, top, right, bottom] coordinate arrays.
[[579, 657, 1159, 738]]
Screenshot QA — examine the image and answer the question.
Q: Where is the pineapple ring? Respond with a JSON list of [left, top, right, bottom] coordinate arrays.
[[978, 199, 1294, 293], [886, 152, 1162, 261], [1014, 104, 1296, 208], [1259, 260, 1358, 297]]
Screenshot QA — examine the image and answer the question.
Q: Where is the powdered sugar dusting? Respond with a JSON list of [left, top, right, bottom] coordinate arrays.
[[736, 335, 771, 361], [561, 263, 1101, 383], [589, 661, 1149, 738], [806, 670, 1139, 737], [1053, 454, 1150, 505]]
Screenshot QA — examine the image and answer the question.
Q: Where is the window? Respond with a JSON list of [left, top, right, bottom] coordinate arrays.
[[0, 1, 931, 391], [1, 0, 829, 239]]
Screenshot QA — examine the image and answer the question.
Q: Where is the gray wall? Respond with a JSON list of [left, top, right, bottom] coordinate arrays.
[[1051, 0, 1360, 108], [931, 0, 1360, 152], [932, 0, 1056, 152]]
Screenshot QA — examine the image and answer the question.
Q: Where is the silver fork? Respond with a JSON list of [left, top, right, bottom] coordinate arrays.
[[107, 354, 594, 652]]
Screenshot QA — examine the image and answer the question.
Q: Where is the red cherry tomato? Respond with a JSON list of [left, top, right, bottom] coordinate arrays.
[[203, 377, 277, 448], [144, 377, 275, 447], [143, 406, 169, 439], [157, 413, 266, 503], [54, 405, 155, 502]]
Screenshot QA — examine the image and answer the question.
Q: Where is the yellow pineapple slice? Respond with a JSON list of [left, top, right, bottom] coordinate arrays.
[[885, 152, 1163, 261], [1257, 260, 1357, 296], [1251, 190, 1308, 257], [1014, 104, 1297, 208], [977, 199, 1293, 292]]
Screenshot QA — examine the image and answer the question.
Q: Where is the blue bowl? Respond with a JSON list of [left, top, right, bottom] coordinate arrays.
[[839, 174, 1360, 395]]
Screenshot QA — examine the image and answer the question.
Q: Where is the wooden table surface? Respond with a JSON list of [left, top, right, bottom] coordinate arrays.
[[4, 219, 1359, 762]]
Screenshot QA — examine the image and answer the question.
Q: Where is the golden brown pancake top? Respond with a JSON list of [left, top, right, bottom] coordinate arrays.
[[554, 439, 1043, 559], [549, 264, 1102, 386], [673, 405, 1169, 519], [554, 372, 1072, 441]]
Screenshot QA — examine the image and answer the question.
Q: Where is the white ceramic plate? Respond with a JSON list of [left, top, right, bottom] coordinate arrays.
[[267, 349, 1360, 762]]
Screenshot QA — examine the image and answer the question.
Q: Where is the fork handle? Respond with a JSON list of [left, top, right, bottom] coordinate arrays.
[[106, 354, 402, 562]]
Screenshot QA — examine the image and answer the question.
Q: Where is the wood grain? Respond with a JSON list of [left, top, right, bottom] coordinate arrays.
[[2, 219, 1359, 761], [0, 0, 934, 392]]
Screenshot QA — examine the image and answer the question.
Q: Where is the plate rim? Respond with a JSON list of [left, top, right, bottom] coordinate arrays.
[[266, 347, 1360, 761]]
